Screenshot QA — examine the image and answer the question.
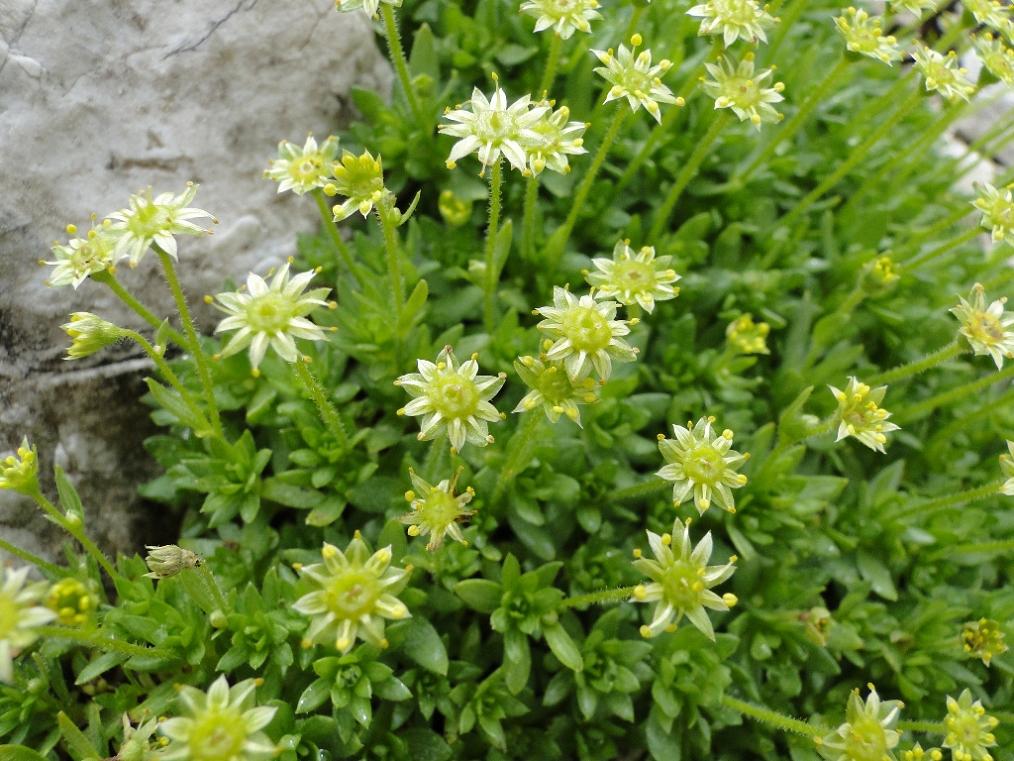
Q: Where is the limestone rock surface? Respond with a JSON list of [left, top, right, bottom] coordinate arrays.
[[0, 0, 390, 560]]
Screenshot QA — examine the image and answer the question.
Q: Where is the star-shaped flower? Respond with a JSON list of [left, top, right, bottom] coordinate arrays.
[[592, 35, 679, 123], [265, 134, 340, 195], [656, 415, 749, 514], [950, 283, 1014, 369], [585, 240, 680, 313]]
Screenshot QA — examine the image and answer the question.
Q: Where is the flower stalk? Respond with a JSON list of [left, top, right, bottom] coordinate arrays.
[[155, 247, 223, 438], [721, 695, 824, 738], [313, 189, 361, 285], [894, 481, 1003, 520], [492, 410, 545, 504], [895, 363, 1014, 423], [649, 112, 730, 241], [36, 625, 173, 660], [381, 4, 425, 125], [0, 537, 64, 577], [560, 585, 637, 609], [866, 341, 965, 386], [483, 158, 504, 332], [537, 32, 563, 96], [29, 491, 118, 582], [92, 270, 186, 347], [294, 359, 351, 452]]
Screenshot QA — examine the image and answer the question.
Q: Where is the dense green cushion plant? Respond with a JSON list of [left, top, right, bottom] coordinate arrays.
[[3, 0, 1014, 759]]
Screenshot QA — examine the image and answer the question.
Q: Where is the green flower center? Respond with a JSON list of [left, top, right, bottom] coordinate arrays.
[[613, 260, 656, 294], [325, 571, 381, 619], [420, 491, 461, 529], [537, 368, 575, 404], [126, 201, 166, 239], [188, 710, 248, 761], [562, 306, 612, 352], [292, 155, 325, 182], [476, 109, 515, 145], [70, 239, 113, 273], [683, 444, 725, 485], [660, 560, 704, 610], [245, 293, 293, 334], [618, 69, 653, 96], [966, 311, 1006, 346], [843, 717, 890, 761], [540, 0, 580, 19], [430, 374, 480, 419], [723, 77, 761, 109], [948, 713, 985, 745]]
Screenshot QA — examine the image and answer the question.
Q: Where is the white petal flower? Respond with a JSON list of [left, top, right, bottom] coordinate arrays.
[[656, 415, 749, 514], [592, 36, 678, 123], [687, 0, 778, 47], [526, 104, 588, 176], [834, 7, 902, 65], [158, 675, 277, 761], [1002, 441, 1014, 497], [294, 534, 412, 652], [335, 0, 401, 18], [395, 346, 506, 452], [265, 134, 340, 196], [105, 183, 216, 266], [631, 517, 737, 641], [0, 567, 57, 683], [972, 182, 1014, 243], [819, 686, 903, 761], [213, 262, 332, 373], [586, 239, 681, 313], [829, 377, 900, 453], [535, 287, 638, 381], [439, 86, 549, 174], [520, 0, 602, 38], [950, 283, 1014, 369], [973, 33, 1014, 85], [513, 353, 600, 426], [400, 468, 475, 550], [44, 221, 122, 289], [702, 53, 785, 128], [912, 44, 976, 101]]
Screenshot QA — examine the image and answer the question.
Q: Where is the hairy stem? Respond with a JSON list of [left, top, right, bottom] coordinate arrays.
[[895, 364, 1014, 423], [314, 190, 362, 285], [866, 341, 964, 386], [156, 248, 223, 438], [721, 695, 823, 738], [30, 491, 119, 582], [894, 481, 1003, 520], [649, 112, 730, 241], [548, 106, 628, 269], [492, 411, 545, 504], [905, 227, 981, 269], [538, 32, 563, 97], [381, 5, 424, 125], [36, 625, 173, 660], [560, 585, 637, 609], [294, 359, 351, 451], [93, 270, 186, 347], [124, 330, 212, 435], [0, 537, 65, 577], [521, 175, 540, 262], [604, 477, 670, 504], [483, 159, 504, 332]]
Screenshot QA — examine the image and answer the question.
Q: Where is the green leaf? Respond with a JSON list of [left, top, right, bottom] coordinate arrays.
[[408, 23, 439, 81], [261, 479, 322, 509], [454, 579, 502, 613], [856, 551, 898, 601], [57, 712, 98, 761], [296, 678, 330, 714], [503, 629, 531, 694], [401, 618, 448, 675], [543, 622, 583, 672], [0, 747, 50, 761], [54, 466, 84, 520], [401, 728, 453, 761]]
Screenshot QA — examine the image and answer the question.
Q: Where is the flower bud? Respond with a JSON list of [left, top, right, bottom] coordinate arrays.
[[62, 312, 124, 360], [0, 438, 40, 495], [144, 544, 201, 579]]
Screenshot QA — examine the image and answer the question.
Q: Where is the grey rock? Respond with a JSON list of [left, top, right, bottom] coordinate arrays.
[[0, 0, 390, 561]]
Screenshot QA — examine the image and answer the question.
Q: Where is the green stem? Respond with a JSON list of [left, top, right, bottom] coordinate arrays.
[[0, 537, 65, 577], [848, 68, 917, 135], [30, 491, 118, 582], [780, 88, 922, 229], [762, 0, 808, 64], [124, 330, 213, 435], [757, 417, 835, 481], [840, 100, 969, 217], [928, 385, 1014, 453], [560, 585, 637, 610], [548, 106, 628, 269], [894, 481, 1003, 520], [804, 287, 865, 366], [941, 539, 1014, 556], [737, 57, 849, 185], [492, 412, 545, 504], [314, 190, 362, 285], [720, 695, 823, 738], [93, 270, 186, 347], [616, 39, 722, 193], [538, 33, 563, 96], [621, 5, 647, 43], [36, 625, 173, 660], [155, 248, 223, 438], [483, 159, 504, 332], [520, 175, 539, 263], [905, 227, 981, 269], [294, 360, 351, 451], [891, 205, 972, 260], [649, 113, 730, 241], [865, 341, 964, 386], [379, 209, 405, 363], [895, 364, 1014, 423], [604, 477, 670, 504], [380, 4, 424, 125]]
